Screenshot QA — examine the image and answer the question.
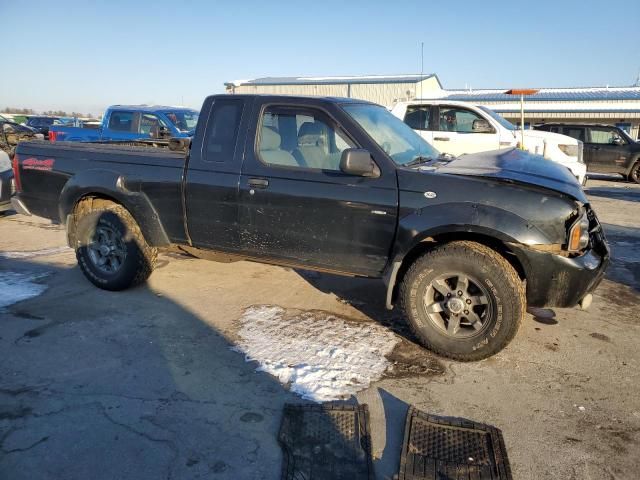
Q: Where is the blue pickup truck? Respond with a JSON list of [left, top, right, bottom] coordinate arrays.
[[49, 105, 199, 142]]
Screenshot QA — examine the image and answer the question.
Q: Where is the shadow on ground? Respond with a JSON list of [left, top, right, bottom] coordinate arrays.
[[0, 257, 375, 480]]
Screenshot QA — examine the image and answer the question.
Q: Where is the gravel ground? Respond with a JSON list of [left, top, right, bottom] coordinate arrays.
[[0, 176, 638, 479]]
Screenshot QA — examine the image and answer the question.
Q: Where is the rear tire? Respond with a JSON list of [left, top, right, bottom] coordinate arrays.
[[628, 162, 640, 184], [400, 241, 525, 361], [73, 199, 157, 291]]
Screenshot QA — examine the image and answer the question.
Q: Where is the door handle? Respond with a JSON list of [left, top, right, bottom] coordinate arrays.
[[434, 137, 450, 141], [248, 178, 269, 189]]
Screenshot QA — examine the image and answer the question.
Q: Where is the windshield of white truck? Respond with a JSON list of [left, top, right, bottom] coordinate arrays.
[[478, 106, 516, 131], [163, 110, 199, 133], [343, 104, 441, 166]]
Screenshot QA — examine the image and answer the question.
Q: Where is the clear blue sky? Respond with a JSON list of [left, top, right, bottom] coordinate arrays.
[[1, 0, 638, 115]]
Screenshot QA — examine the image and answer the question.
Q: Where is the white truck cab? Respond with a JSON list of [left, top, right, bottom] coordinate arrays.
[[391, 100, 587, 185]]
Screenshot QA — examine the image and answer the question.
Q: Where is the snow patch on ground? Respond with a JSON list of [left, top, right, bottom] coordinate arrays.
[[0, 272, 49, 308], [0, 246, 71, 259], [233, 305, 399, 402]]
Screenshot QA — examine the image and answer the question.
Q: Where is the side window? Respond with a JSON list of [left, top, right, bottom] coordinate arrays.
[[562, 127, 585, 142], [439, 107, 486, 133], [203, 99, 244, 162], [589, 128, 623, 145], [548, 126, 560, 133], [404, 105, 431, 130], [108, 111, 135, 132], [139, 114, 167, 137], [257, 107, 355, 171]]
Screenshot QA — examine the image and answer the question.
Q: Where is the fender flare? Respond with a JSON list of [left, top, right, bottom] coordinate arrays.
[[383, 203, 552, 309], [59, 169, 170, 247], [624, 154, 640, 177]]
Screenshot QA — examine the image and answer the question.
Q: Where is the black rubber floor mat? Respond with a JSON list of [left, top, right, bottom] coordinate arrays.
[[399, 406, 512, 480], [279, 403, 374, 480]]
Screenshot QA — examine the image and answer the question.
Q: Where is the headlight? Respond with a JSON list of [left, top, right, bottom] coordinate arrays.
[[558, 143, 579, 158], [567, 210, 590, 253]]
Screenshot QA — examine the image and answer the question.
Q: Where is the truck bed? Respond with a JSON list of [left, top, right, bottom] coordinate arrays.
[[15, 140, 188, 243]]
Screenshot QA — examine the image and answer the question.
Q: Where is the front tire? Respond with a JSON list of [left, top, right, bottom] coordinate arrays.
[[73, 199, 157, 291], [400, 241, 525, 361]]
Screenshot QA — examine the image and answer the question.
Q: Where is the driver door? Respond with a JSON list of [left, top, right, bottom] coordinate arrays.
[[434, 105, 500, 156], [237, 101, 398, 276]]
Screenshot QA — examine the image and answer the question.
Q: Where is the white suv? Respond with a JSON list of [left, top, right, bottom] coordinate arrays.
[[391, 100, 587, 185]]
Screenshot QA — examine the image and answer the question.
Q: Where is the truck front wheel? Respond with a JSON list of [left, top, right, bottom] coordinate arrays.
[[73, 199, 157, 291], [400, 241, 525, 361], [628, 161, 640, 184]]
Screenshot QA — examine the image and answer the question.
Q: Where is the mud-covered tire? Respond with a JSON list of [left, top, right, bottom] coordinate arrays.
[[400, 241, 525, 361], [628, 162, 640, 184], [73, 199, 157, 291]]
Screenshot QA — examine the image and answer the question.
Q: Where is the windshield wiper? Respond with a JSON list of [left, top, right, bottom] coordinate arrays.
[[404, 155, 436, 167]]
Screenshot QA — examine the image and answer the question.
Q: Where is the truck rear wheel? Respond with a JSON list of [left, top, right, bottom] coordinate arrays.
[[399, 241, 525, 361], [73, 199, 157, 291]]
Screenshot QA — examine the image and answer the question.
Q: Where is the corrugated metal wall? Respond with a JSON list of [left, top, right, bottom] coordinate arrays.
[[230, 77, 441, 107]]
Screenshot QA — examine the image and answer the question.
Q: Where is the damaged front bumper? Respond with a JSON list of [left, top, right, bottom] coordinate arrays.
[[509, 220, 610, 308]]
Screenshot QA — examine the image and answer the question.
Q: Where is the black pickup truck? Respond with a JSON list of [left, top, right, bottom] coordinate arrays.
[[11, 94, 609, 360]]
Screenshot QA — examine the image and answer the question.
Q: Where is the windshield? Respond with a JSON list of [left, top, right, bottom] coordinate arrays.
[[342, 104, 440, 165], [163, 110, 199, 133], [478, 106, 516, 131]]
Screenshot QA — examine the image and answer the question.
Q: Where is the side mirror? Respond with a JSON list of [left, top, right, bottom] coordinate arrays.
[[339, 149, 379, 177], [612, 136, 624, 146], [158, 126, 171, 139], [472, 119, 493, 133]]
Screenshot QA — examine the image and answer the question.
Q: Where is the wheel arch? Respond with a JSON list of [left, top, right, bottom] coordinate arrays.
[[625, 155, 640, 179], [385, 229, 527, 310], [60, 169, 170, 248]]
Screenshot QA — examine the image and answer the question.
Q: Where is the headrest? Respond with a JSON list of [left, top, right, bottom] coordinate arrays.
[[298, 122, 326, 146], [260, 126, 281, 150]]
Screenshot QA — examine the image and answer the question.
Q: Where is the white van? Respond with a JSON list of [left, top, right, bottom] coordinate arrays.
[[391, 100, 587, 185]]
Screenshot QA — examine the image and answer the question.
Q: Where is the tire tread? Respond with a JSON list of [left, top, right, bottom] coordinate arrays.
[[399, 240, 525, 361]]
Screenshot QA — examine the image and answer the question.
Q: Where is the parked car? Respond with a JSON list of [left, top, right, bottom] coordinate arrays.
[[391, 100, 587, 185], [534, 123, 640, 183], [11, 94, 609, 361], [0, 119, 44, 157], [0, 150, 14, 215], [48, 105, 199, 142], [25, 116, 59, 139]]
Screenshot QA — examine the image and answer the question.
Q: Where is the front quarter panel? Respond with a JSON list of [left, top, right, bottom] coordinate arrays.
[[393, 169, 577, 259]]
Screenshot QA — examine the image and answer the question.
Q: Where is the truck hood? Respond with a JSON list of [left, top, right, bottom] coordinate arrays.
[[429, 148, 587, 203]]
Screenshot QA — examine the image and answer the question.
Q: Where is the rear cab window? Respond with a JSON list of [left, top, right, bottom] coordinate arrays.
[[203, 99, 244, 162], [108, 111, 135, 132], [562, 126, 586, 142], [404, 105, 431, 130]]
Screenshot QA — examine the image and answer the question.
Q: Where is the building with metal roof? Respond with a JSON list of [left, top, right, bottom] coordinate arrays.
[[224, 74, 640, 139], [420, 86, 640, 139], [225, 74, 443, 107]]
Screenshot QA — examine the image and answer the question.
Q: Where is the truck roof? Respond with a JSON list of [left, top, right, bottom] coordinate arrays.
[[393, 99, 483, 107], [215, 94, 376, 105], [538, 122, 622, 128], [108, 105, 198, 112]]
